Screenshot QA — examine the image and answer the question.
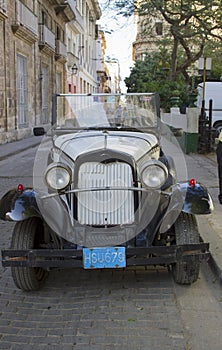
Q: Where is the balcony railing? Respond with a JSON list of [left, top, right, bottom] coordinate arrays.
[[39, 24, 55, 51], [55, 40, 67, 61], [16, 0, 38, 36], [0, 0, 7, 12], [73, 4, 84, 29], [66, 0, 75, 13], [51, 0, 64, 4], [55, 0, 76, 22], [67, 51, 80, 69], [0, 0, 7, 20]]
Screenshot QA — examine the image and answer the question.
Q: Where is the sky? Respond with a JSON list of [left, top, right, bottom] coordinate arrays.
[[97, 1, 136, 91]]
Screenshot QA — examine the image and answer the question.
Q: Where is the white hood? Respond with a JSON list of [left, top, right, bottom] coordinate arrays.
[[54, 131, 159, 161]]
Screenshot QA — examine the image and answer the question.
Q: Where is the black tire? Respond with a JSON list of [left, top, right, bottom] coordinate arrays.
[[214, 122, 222, 137], [172, 212, 201, 285], [11, 217, 48, 291]]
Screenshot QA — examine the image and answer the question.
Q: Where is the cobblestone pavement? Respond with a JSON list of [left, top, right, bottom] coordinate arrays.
[[0, 264, 189, 350]]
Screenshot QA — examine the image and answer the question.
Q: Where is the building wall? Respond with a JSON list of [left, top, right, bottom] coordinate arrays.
[[66, 0, 102, 95], [0, 0, 102, 144], [132, 9, 167, 62]]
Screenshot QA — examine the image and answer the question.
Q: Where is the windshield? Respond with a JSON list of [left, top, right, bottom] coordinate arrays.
[[53, 93, 159, 130]]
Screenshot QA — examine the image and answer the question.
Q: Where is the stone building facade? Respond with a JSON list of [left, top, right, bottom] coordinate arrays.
[[132, 12, 166, 62], [0, 0, 102, 144], [66, 0, 102, 94]]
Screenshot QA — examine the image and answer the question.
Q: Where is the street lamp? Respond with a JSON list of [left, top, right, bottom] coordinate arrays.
[[72, 63, 78, 75]]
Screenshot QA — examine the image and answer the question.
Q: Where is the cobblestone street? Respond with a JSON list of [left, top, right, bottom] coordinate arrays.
[[0, 264, 190, 350]]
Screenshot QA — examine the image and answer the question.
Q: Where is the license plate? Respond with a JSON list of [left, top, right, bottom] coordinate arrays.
[[83, 247, 126, 269]]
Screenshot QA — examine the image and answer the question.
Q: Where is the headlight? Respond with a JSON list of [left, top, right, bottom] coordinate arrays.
[[44, 163, 72, 191], [140, 160, 168, 189]]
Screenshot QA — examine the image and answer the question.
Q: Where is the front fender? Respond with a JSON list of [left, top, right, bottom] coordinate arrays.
[[0, 188, 41, 221], [179, 181, 214, 215]]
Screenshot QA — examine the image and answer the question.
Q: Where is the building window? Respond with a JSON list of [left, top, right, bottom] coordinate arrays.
[[56, 26, 61, 40], [56, 72, 63, 121], [17, 54, 28, 127], [141, 53, 147, 61], [68, 38, 71, 52], [56, 73, 62, 93], [41, 65, 48, 124], [155, 22, 163, 36], [41, 10, 47, 25]]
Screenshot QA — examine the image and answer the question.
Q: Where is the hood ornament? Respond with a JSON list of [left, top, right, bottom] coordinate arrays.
[[102, 130, 109, 149]]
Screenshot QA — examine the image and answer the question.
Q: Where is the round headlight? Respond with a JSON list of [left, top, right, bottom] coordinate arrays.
[[140, 160, 168, 189], [45, 163, 72, 191]]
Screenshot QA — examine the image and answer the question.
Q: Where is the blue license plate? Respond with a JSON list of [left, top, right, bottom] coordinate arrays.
[[83, 247, 126, 269]]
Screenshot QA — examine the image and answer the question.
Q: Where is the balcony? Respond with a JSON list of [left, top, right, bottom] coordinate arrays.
[[11, 0, 38, 44], [50, 0, 64, 4], [73, 4, 84, 30], [55, 40, 67, 62], [55, 0, 76, 22], [39, 25, 55, 55], [0, 0, 7, 20], [67, 51, 80, 67]]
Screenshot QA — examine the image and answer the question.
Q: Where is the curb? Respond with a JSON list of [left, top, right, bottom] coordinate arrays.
[[0, 137, 42, 161], [197, 215, 222, 284], [208, 254, 222, 283]]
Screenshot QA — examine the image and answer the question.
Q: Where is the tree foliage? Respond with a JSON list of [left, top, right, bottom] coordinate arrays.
[[104, 0, 222, 82], [124, 50, 189, 111]]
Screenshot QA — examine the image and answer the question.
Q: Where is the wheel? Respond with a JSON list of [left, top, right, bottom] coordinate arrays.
[[172, 212, 201, 285], [11, 217, 48, 291], [214, 122, 222, 137]]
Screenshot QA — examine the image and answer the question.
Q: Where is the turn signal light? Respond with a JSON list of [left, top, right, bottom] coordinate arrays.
[[189, 178, 196, 187], [17, 184, 24, 192]]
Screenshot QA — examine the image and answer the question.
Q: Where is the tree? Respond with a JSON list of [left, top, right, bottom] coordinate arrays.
[[124, 50, 188, 111], [104, 0, 222, 82]]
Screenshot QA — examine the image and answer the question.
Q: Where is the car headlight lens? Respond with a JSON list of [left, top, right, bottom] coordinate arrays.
[[45, 163, 72, 191], [140, 160, 168, 189]]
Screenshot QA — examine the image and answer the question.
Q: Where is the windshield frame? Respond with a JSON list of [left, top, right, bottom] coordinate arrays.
[[51, 93, 161, 133]]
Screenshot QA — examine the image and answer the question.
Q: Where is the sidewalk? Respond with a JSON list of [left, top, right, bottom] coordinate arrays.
[[0, 137, 221, 282], [186, 151, 222, 282], [0, 135, 42, 161]]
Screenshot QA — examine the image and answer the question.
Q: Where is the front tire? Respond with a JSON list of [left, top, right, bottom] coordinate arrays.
[[214, 121, 222, 137], [11, 218, 48, 291], [172, 212, 201, 285]]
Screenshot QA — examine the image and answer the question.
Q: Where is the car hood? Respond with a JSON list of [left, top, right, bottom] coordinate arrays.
[[54, 130, 159, 161]]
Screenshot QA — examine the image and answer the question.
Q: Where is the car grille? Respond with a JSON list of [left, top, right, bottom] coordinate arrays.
[[77, 161, 135, 225]]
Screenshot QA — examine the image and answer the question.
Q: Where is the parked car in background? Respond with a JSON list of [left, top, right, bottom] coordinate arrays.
[[0, 93, 213, 291], [197, 81, 222, 135]]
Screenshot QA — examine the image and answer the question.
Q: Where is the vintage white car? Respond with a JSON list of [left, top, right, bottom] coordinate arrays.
[[0, 93, 213, 291]]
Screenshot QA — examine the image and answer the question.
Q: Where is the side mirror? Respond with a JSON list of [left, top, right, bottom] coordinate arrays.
[[33, 127, 45, 136]]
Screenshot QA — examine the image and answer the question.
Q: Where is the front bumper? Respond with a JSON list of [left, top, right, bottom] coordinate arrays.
[[2, 243, 210, 268]]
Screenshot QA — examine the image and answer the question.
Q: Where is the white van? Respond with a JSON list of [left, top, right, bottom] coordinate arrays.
[[197, 81, 222, 134]]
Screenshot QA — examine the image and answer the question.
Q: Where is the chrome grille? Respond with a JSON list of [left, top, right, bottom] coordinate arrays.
[[77, 162, 135, 225]]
